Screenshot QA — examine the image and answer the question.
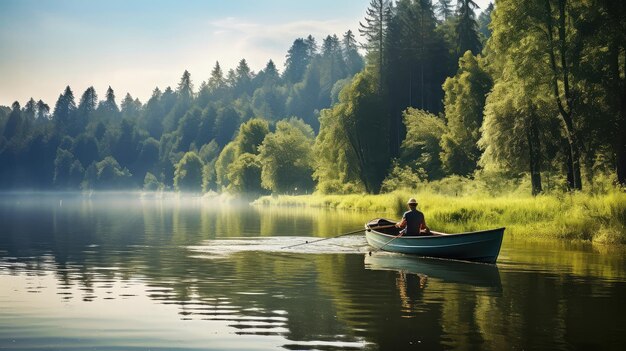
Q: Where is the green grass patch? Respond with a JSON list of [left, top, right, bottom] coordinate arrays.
[[253, 189, 626, 244]]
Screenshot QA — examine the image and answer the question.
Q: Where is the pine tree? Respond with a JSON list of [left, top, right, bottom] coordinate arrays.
[[319, 34, 347, 106], [23, 98, 37, 121], [3, 101, 22, 140], [234, 59, 252, 96], [305, 35, 318, 57], [342, 30, 364, 76], [456, 0, 482, 56], [121, 93, 141, 119], [225, 69, 237, 88], [477, 3, 494, 42], [261, 59, 280, 85], [384, 0, 450, 156], [36, 100, 50, 120], [284, 38, 311, 84], [78, 86, 98, 120], [359, 0, 393, 87], [177, 70, 194, 103], [208, 61, 225, 92], [141, 87, 163, 138], [53, 86, 77, 132], [97, 86, 120, 118], [435, 0, 454, 21]]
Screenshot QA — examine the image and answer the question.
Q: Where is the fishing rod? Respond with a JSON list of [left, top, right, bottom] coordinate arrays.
[[282, 225, 396, 250]]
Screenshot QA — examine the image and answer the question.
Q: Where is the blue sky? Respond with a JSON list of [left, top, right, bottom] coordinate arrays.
[[0, 0, 492, 107]]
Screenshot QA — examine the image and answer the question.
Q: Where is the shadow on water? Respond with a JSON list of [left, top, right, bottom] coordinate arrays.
[[364, 253, 502, 290]]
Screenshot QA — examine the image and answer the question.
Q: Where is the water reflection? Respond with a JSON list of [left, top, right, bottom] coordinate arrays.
[[1, 193, 626, 350], [365, 254, 502, 290]]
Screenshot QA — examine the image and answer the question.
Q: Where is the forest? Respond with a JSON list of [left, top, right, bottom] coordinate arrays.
[[0, 0, 624, 196]]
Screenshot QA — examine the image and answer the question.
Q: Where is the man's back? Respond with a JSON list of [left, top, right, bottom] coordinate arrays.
[[402, 209, 425, 236]]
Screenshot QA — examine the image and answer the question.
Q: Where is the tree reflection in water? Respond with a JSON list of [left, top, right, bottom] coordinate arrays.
[[0, 193, 625, 350]]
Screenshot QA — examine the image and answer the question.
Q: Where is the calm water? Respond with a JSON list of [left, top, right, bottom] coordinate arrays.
[[1, 193, 625, 350]]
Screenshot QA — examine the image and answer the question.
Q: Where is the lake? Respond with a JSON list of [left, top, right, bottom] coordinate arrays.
[[1, 193, 625, 350]]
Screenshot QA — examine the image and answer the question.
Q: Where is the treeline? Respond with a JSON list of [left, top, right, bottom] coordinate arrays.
[[0, 31, 363, 192], [316, 0, 625, 194], [1, 0, 624, 196]]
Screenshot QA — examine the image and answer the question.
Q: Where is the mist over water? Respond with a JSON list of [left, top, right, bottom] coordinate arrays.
[[1, 193, 625, 350]]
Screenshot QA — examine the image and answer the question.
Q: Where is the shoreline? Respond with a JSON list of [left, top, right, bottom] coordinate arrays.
[[253, 190, 626, 245], [1, 189, 624, 244]]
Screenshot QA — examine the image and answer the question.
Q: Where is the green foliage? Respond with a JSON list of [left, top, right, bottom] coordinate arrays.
[[140, 88, 164, 138], [53, 148, 83, 189], [455, 0, 482, 56], [234, 118, 270, 154], [314, 108, 364, 194], [94, 156, 133, 189], [258, 118, 315, 193], [0, 29, 361, 191], [135, 137, 160, 180], [211, 119, 271, 193], [477, 3, 494, 43], [234, 59, 253, 97], [208, 61, 226, 95], [202, 161, 217, 192], [380, 161, 426, 193], [342, 30, 364, 76], [3, 102, 22, 141], [382, 108, 447, 192], [143, 172, 163, 191], [3, 0, 624, 196], [252, 84, 286, 120], [384, 0, 452, 156], [173, 151, 204, 192], [227, 153, 263, 193], [283, 38, 314, 84], [435, 0, 453, 21], [72, 133, 99, 168], [440, 51, 492, 176], [214, 106, 240, 147], [174, 106, 202, 152], [314, 70, 389, 193], [96, 86, 120, 119], [339, 71, 390, 193], [121, 93, 142, 120], [359, 0, 392, 80], [198, 140, 219, 164], [286, 62, 322, 131], [254, 192, 405, 214], [255, 184, 626, 244], [76, 87, 97, 134], [399, 108, 447, 180], [53, 86, 77, 134], [214, 142, 237, 190]]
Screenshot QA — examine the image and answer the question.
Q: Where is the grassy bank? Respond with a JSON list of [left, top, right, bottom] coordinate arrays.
[[253, 190, 626, 244]]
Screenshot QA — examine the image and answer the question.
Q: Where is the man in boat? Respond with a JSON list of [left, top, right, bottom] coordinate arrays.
[[395, 198, 430, 236]]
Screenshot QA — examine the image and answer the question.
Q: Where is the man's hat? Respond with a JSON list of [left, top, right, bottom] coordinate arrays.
[[407, 198, 417, 205]]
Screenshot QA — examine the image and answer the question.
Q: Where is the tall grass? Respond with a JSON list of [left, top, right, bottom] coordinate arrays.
[[253, 189, 626, 244], [253, 193, 406, 214]]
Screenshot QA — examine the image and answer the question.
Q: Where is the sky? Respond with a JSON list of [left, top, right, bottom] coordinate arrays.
[[0, 0, 493, 107]]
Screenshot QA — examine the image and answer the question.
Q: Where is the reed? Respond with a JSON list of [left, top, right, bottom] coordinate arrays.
[[253, 189, 626, 244]]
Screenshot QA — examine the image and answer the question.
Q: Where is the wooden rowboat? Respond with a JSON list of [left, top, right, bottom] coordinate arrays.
[[365, 218, 505, 264]]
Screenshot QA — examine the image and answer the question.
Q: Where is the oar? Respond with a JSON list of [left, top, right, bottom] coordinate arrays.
[[281, 224, 395, 249], [369, 231, 404, 255]]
